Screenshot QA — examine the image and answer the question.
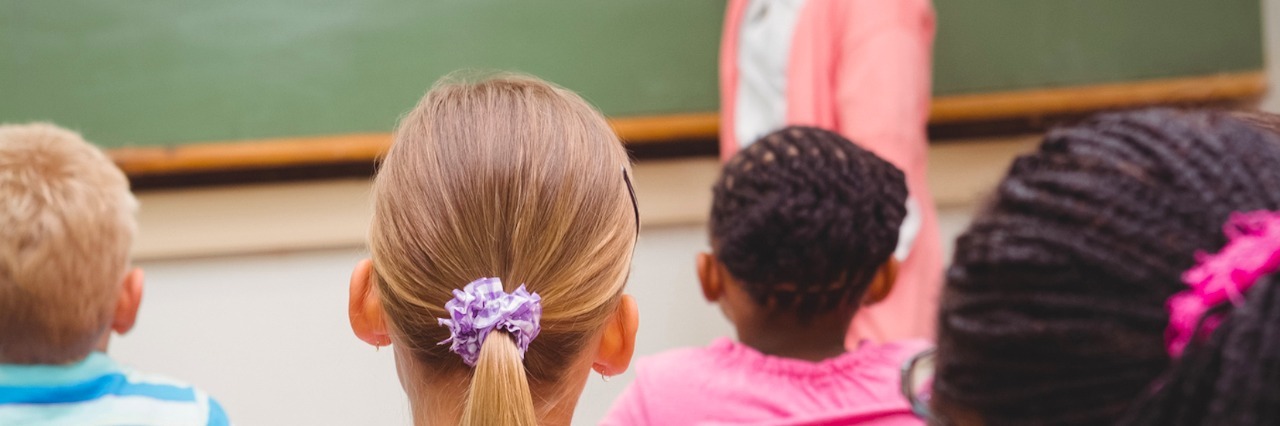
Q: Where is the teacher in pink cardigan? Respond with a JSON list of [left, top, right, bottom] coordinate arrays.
[[719, 0, 942, 342]]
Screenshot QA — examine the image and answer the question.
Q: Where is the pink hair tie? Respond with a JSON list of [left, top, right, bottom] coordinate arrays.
[[1166, 210, 1280, 356]]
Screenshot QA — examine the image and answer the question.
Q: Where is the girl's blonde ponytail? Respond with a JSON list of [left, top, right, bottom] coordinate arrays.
[[461, 332, 537, 426], [370, 73, 638, 424]]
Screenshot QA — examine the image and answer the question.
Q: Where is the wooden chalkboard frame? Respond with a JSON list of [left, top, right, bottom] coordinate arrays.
[[111, 71, 1265, 180]]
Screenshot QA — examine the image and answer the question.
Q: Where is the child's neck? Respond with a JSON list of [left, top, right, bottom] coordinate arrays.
[[734, 313, 853, 362]]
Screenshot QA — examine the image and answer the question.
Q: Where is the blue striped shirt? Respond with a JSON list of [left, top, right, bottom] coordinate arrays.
[[0, 353, 228, 426]]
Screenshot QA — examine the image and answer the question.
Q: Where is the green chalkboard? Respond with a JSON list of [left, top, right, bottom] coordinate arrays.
[[0, 0, 1264, 149], [0, 1, 725, 148], [933, 0, 1264, 94]]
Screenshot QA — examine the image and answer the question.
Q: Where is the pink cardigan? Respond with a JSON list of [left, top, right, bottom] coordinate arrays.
[[719, 0, 942, 342]]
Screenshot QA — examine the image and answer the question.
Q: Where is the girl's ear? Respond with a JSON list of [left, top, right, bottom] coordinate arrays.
[[862, 259, 900, 306], [593, 294, 639, 377], [697, 252, 724, 302], [349, 258, 391, 347]]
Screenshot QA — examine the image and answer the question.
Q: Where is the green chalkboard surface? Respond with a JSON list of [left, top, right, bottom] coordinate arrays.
[[1, 1, 725, 148], [0, 0, 1264, 149], [932, 0, 1264, 94]]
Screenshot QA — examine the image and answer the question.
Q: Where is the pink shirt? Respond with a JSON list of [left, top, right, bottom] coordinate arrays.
[[719, 0, 942, 343], [601, 338, 929, 426]]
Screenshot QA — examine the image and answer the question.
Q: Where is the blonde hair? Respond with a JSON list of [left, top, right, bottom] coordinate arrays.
[[369, 74, 638, 425], [0, 123, 138, 364]]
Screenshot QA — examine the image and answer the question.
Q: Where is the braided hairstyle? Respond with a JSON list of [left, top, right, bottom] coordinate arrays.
[[933, 108, 1280, 425], [1120, 273, 1280, 426], [710, 126, 907, 321]]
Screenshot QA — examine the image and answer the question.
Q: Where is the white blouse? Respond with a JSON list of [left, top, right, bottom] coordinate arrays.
[[734, 0, 806, 148]]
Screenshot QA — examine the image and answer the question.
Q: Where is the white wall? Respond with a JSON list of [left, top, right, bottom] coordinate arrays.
[[114, 249, 409, 425], [1264, 0, 1280, 113]]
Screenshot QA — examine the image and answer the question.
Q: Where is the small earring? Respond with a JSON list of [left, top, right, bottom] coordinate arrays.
[[601, 373, 612, 383]]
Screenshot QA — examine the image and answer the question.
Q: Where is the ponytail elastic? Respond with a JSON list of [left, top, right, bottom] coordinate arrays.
[[1166, 210, 1280, 356], [437, 277, 542, 366]]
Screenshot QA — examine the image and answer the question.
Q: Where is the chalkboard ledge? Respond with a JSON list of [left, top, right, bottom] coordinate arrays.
[[112, 71, 1264, 188], [111, 112, 721, 180]]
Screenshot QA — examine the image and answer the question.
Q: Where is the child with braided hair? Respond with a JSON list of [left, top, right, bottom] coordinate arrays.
[[603, 126, 928, 426], [930, 108, 1280, 425]]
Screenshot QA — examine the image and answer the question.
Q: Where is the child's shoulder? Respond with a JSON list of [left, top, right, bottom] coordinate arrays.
[[605, 339, 768, 424], [867, 338, 932, 359], [853, 338, 931, 371], [635, 338, 736, 374], [0, 354, 229, 426], [627, 337, 757, 391], [116, 366, 230, 426]]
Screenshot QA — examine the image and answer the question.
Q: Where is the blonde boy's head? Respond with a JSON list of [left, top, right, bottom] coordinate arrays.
[[0, 123, 138, 364]]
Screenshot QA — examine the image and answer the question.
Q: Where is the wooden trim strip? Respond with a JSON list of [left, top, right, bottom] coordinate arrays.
[[110, 71, 1265, 177], [111, 133, 392, 177], [929, 71, 1267, 124], [612, 112, 721, 144], [110, 114, 723, 177]]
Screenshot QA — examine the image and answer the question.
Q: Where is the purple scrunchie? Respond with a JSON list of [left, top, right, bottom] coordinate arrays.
[[1167, 211, 1280, 356], [437, 277, 542, 366]]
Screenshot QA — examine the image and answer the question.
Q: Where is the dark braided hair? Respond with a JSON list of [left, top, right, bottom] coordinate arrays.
[[710, 126, 907, 321], [1120, 274, 1280, 426], [933, 108, 1280, 425]]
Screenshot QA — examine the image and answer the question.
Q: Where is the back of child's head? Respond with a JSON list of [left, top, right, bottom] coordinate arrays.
[[0, 123, 138, 364], [710, 126, 908, 321], [1119, 111, 1280, 425], [934, 108, 1280, 425], [368, 74, 638, 426]]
